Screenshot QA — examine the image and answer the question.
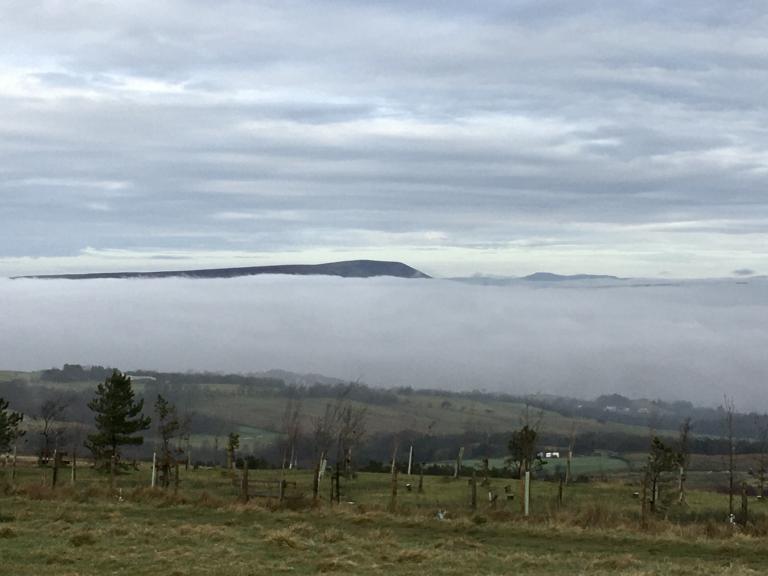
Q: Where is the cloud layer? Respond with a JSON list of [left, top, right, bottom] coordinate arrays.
[[2, 276, 766, 410], [1, 1, 767, 276]]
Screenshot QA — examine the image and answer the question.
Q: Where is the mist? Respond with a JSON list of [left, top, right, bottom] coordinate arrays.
[[1, 276, 766, 410]]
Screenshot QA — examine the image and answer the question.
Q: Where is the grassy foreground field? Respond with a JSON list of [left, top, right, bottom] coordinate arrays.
[[3, 465, 768, 575]]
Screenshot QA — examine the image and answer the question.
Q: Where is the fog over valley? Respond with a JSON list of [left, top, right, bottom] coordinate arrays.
[[1, 275, 766, 410]]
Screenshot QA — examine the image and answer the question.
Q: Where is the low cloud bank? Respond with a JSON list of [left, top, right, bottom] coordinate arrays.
[[1, 276, 766, 410]]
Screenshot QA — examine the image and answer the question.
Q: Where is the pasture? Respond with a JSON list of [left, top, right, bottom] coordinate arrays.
[[2, 461, 768, 575]]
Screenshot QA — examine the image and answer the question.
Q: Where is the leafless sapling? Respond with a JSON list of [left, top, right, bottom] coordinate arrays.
[[36, 397, 68, 466]]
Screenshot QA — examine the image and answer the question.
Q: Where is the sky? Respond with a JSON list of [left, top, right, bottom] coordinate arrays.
[[2, 1, 768, 278], [2, 276, 767, 409]]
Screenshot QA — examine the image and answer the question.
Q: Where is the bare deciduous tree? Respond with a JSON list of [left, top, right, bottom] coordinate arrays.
[[646, 436, 678, 513], [677, 417, 692, 505], [155, 394, 185, 488], [280, 397, 302, 471], [336, 402, 366, 478], [36, 397, 68, 465], [723, 396, 736, 516], [750, 413, 768, 498], [566, 421, 577, 485], [310, 385, 368, 498]]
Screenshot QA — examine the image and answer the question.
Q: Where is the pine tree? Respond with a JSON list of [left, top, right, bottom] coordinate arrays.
[[86, 370, 150, 467], [0, 397, 24, 452]]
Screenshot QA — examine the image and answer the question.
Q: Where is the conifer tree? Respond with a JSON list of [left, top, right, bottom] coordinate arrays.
[[86, 370, 150, 467], [0, 397, 24, 452]]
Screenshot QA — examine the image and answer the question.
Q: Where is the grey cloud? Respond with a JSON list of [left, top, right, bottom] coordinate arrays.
[[1, 277, 766, 410]]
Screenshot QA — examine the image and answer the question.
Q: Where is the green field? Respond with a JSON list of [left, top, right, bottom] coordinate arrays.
[[2, 461, 768, 575], [3, 369, 671, 440], [439, 455, 631, 476]]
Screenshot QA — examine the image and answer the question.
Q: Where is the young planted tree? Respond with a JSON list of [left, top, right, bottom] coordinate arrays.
[[508, 425, 542, 477], [309, 387, 368, 498], [645, 436, 678, 513], [677, 418, 692, 505], [566, 421, 577, 485], [336, 402, 367, 478], [226, 432, 240, 470], [85, 370, 151, 470], [155, 394, 183, 488], [0, 397, 24, 453], [508, 407, 544, 516], [723, 396, 736, 516], [508, 406, 544, 477], [311, 401, 340, 499], [280, 397, 302, 471], [750, 414, 768, 498], [36, 397, 68, 465]]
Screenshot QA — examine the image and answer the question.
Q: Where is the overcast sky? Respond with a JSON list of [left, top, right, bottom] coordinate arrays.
[[2, 1, 768, 277]]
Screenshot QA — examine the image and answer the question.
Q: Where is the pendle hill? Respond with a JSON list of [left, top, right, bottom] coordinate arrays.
[[11, 259, 431, 280]]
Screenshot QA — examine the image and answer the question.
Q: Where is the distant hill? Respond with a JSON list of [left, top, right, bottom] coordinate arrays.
[[12, 259, 431, 280], [450, 272, 622, 286], [523, 272, 621, 282]]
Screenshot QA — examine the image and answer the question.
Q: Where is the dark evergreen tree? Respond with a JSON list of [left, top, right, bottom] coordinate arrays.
[[0, 397, 24, 452], [86, 370, 150, 467]]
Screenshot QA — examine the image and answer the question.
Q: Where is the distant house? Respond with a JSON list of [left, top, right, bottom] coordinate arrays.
[[537, 450, 561, 459]]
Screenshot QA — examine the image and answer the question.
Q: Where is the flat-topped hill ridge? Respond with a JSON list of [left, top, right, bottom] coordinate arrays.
[[12, 259, 431, 280]]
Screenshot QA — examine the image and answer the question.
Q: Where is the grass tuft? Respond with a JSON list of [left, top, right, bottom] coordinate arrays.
[[69, 531, 97, 547]]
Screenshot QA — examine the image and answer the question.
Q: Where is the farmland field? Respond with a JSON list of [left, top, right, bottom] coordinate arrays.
[[2, 463, 768, 575]]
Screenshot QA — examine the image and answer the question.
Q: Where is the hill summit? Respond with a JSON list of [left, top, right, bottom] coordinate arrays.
[[13, 259, 431, 280]]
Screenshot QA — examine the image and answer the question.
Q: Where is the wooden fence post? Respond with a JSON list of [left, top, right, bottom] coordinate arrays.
[[11, 444, 17, 483], [454, 447, 464, 479], [470, 470, 477, 510], [110, 454, 116, 491], [174, 461, 180, 495], [524, 471, 531, 517], [418, 462, 424, 494], [240, 463, 249, 502], [558, 475, 564, 507], [151, 452, 157, 488], [335, 462, 341, 503], [388, 466, 398, 512], [51, 449, 60, 488], [741, 482, 749, 525], [313, 453, 323, 502], [407, 445, 413, 476], [640, 468, 649, 529], [71, 447, 77, 486]]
